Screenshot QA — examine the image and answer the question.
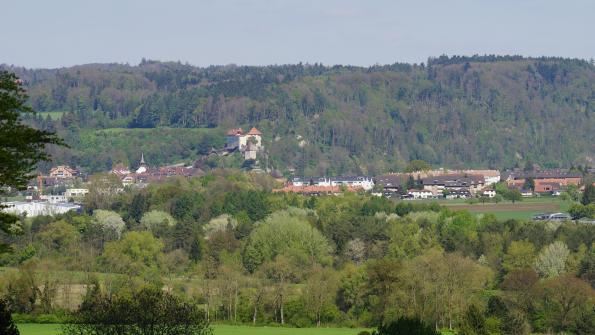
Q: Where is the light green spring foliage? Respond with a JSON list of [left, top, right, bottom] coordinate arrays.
[[388, 211, 439, 259], [140, 210, 176, 232], [102, 231, 164, 276], [93, 209, 125, 239], [243, 208, 331, 272], [503, 240, 536, 272], [204, 214, 237, 239], [37, 220, 79, 253], [534, 241, 570, 277]]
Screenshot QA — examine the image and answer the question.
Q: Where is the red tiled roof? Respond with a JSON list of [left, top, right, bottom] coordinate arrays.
[[246, 127, 262, 136], [226, 128, 244, 136]]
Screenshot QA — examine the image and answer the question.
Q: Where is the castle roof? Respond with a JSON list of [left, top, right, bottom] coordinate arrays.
[[246, 127, 262, 136], [226, 128, 244, 136]]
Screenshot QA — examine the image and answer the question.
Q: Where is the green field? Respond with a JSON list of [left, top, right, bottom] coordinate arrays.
[[438, 197, 571, 220], [17, 324, 368, 335]]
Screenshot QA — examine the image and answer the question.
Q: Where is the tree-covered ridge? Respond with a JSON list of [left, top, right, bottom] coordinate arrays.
[[3, 56, 594, 174]]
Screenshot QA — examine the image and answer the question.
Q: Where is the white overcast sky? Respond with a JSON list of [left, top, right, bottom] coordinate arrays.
[[2, 0, 594, 68]]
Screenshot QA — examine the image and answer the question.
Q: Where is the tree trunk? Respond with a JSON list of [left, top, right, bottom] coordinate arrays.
[[280, 295, 284, 325]]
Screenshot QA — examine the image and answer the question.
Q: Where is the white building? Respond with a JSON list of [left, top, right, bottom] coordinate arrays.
[[482, 189, 496, 198], [65, 188, 89, 198], [331, 176, 375, 191], [408, 189, 434, 199], [2, 201, 81, 217], [291, 176, 374, 191]]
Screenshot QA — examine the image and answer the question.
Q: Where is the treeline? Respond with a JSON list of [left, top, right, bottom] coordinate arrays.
[[1, 171, 594, 333], [3, 56, 595, 174]]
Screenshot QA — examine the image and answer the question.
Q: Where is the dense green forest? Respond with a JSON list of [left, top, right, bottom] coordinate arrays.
[[1, 171, 594, 334], [3, 55, 594, 174]]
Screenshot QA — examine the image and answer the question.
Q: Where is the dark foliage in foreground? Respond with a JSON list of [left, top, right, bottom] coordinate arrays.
[[62, 286, 211, 335], [374, 317, 439, 335], [0, 298, 19, 335]]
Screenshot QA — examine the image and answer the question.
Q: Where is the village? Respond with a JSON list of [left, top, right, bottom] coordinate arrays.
[[1, 127, 593, 220]]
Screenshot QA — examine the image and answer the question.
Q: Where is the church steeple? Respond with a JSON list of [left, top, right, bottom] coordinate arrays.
[[136, 153, 148, 174]]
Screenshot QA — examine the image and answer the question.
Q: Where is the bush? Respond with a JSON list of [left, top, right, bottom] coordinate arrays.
[[63, 286, 211, 335], [358, 331, 372, 335], [374, 317, 439, 335]]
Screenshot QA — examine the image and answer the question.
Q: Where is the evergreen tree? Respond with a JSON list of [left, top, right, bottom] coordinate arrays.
[[0, 72, 63, 253]]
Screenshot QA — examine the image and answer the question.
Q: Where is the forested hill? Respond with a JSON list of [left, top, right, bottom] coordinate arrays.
[[3, 55, 594, 175]]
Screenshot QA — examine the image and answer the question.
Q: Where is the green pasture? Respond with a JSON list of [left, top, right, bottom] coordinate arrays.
[[439, 197, 572, 220], [17, 324, 369, 335]]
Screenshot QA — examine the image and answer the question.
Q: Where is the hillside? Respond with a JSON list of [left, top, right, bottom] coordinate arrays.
[[3, 55, 594, 174]]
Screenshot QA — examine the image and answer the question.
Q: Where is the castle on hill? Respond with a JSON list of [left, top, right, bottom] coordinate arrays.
[[225, 127, 263, 160]]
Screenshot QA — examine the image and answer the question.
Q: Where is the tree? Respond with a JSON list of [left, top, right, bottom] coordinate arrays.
[[537, 275, 595, 332], [101, 231, 164, 277], [534, 241, 570, 277], [459, 304, 489, 335], [1, 71, 63, 253], [568, 203, 595, 220], [303, 265, 338, 327], [375, 317, 439, 335], [93, 210, 126, 241], [522, 178, 535, 191], [63, 286, 211, 335], [37, 220, 79, 254], [242, 209, 332, 272], [84, 173, 123, 211], [582, 183, 595, 205], [405, 160, 431, 173], [502, 241, 536, 272], [504, 189, 522, 203], [0, 298, 19, 335], [140, 210, 177, 234]]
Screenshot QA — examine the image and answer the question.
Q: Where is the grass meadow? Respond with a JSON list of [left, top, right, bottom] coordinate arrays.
[[438, 196, 571, 220]]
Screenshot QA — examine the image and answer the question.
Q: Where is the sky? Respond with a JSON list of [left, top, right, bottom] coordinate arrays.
[[2, 0, 594, 69]]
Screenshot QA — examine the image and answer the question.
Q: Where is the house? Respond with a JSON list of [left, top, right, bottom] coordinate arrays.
[[111, 163, 131, 176], [49, 165, 78, 179], [292, 176, 375, 191], [503, 169, 582, 187], [460, 170, 501, 185], [226, 128, 244, 149], [445, 189, 472, 199], [422, 174, 485, 195], [534, 182, 562, 195], [226, 127, 262, 151], [408, 189, 434, 199], [331, 176, 375, 191], [520, 189, 533, 197], [65, 188, 89, 198], [482, 189, 496, 198], [375, 174, 406, 195]]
